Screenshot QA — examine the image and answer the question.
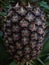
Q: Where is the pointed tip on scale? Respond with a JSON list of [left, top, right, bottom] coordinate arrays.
[[20, 7, 25, 13], [15, 3, 19, 7], [28, 2, 31, 7]]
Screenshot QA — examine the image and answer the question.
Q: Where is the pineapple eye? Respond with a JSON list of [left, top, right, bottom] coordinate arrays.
[[25, 12, 35, 22], [12, 25, 20, 33], [6, 20, 11, 23], [4, 21, 11, 27], [31, 33, 37, 40], [14, 55, 20, 61], [24, 54, 30, 60], [34, 7, 41, 16], [13, 33, 20, 41], [12, 14, 19, 22], [15, 42, 22, 49], [40, 13, 45, 21], [29, 22, 36, 32], [20, 19, 29, 27], [7, 11, 13, 17], [30, 41, 36, 49], [21, 37, 29, 45], [37, 44, 43, 50], [21, 29, 30, 37], [35, 18, 42, 25], [37, 28, 44, 34], [16, 7, 27, 16]]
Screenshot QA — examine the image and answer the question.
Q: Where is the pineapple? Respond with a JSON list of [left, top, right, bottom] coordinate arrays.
[[3, 0, 46, 64]]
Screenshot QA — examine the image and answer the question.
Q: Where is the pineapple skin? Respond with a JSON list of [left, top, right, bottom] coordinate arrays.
[[3, 3, 46, 62]]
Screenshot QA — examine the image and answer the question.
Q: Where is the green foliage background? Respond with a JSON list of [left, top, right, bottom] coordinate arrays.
[[0, 0, 49, 65]]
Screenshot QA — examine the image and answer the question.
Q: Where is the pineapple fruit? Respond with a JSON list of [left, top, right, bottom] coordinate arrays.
[[3, 0, 46, 64]]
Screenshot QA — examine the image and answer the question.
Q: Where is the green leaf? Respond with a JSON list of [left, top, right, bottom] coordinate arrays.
[[37, 58, 45, 65], [0, 31, 3, 37], [45, 61, 49, 65], [0, 12, 7, 16], [40, 1, 49, 10], [0, 38, 10, 64], [29, 0, 39, 2], [41, 40, 49, 55], [40, 1, 47, 5], [9, 61, 16, 65], [45, 22, 49, 27], [47, 14, 49, 18], [45, 56, 49, 62]]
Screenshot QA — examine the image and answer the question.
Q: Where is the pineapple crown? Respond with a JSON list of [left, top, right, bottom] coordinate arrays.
[[10, 0, 40, 6], [17, 0, 39, 3]]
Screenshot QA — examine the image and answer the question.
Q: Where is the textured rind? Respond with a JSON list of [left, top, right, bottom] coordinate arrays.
[[3, 3, 46, 62]]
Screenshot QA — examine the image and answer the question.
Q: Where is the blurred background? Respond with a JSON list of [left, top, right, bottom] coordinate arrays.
[[0, 0, 49, 65]]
